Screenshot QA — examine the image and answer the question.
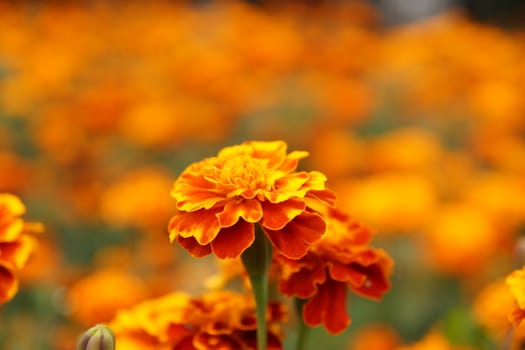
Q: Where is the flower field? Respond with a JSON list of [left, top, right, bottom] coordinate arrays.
[[1, 1, 525, 349]]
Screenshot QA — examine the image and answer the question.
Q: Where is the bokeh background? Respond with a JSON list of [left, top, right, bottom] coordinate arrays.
[[1, 0, 525, 349]]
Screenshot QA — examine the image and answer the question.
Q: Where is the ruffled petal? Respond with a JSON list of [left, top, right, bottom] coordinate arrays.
[[0, 263, 17, 304], [261, 199, 305, 230], [328, 261, 367, 286], [279, 263, 326, 298], [303, 279, 350, 334], [264, 212, 326, 259], [211, 220, 255, 259], [169, 209, 221, 245], [349, 259, 392, 300], [248, 140, 287, 169], [265, 173, 310, 203], [176, 236, 212, 258], [217, 199, 263, 228], [173, 171, 226, 212]]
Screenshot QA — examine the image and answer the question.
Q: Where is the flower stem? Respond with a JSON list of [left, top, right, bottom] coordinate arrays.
[[294, 298, 310, 350], [241, 224, 272, 350]]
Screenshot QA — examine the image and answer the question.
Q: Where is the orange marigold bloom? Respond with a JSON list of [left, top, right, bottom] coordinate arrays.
[[169, 140, 336, 260], [507, 266, 525, 327], [110, 290, 286, 350], [66, 268, 149, 326], [0, 193, 41, 304], [275, 207, 392, 334]]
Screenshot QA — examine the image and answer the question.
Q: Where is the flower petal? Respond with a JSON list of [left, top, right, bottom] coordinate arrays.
[[211, 220, 255, 259], [176, 236, 212, 258], [279, 262, 326, 298], [261, 199, 305, 231], [248, 140, 287, 169], [303, 279, 350, 334], [217, 199, 263, 228], [278, 150, 309, 173], [510, 308, 525, 327], [169, 209, 221, 245], [173, 170, 226, 212], [265, 173, 310, 203], [0, 263, 17, 304], [328, 261, 367, 286], [0, 235, 36, 269], [264, 212, 326, 259], [349, 259, 392, 300]]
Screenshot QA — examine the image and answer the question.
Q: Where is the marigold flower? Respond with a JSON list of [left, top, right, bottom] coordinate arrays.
[[275, 207, 392, 334], [110, 290, 286, 350], [507, 267, 525, 327], [473, 278, 525, 342], [67, 268, 149, 326], [0, 193, 41, 304], [169, 140, 335, 260]]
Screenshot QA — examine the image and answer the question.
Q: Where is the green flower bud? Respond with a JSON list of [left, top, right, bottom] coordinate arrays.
[[77, 324, 115, 350]]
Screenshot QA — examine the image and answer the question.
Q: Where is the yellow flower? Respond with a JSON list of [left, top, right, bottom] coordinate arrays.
[[169, 140, 335, 259], [507, 267, 525, 327], [0, 193, 41, 304]]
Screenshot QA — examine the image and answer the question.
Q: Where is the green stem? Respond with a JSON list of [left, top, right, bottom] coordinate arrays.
[[241, 224, 272, 350], [294, 298, 310, 350]]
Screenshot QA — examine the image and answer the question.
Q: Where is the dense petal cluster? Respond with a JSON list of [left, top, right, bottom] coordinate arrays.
[[0, 193, 41, 304], [275, 207, 392, 334], [169, 140, 335, 260], [110, 290, 285, 350]]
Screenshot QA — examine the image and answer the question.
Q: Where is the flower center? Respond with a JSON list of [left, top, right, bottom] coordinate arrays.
[[220, 156, 271, 193]]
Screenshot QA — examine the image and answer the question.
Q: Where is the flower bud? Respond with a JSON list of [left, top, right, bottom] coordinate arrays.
[[77, 324, 115, 350]]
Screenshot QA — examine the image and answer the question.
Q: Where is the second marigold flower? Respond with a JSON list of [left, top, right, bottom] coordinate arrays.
[[169, 140, 335, 260]]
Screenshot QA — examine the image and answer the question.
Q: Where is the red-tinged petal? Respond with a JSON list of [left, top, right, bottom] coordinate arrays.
[[261, 199, 305, 230], [264, 212, 326, 259], [349, 261, 392, 300], [169, 209, 221, 245], [173, 335, 198, 350], [0, 263, 17, 304], [279, 263, 326, 298], [177, 236, 212, 258], [239, 330, 283, 350], [217, 199, 263, 228], [510, 308, 525, 327], [303, 280, 350, 334], [211, 220, 255, 259], [328, 261, 367, 286]]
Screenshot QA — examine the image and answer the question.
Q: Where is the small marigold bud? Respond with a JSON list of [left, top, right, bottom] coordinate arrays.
[[77, 324, 115, 350]]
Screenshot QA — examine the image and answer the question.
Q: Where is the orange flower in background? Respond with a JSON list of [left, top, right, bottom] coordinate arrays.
[[110, 290, 286, 350], [473, 278, 525, 343], [507, 266, 525, 327], [276, 207, 392, 334], [169, 140, 335, 259], [398, 330, 474, 350], [66, 268, 149, 326], [0, 193, 41, 304], [350, 324, 401, 350]]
